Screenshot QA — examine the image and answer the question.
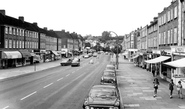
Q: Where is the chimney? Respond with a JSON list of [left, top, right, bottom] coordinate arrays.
[[19, 16, 24, 22], [33, 22, 38, 26], [43, 27, 47, 30], [0, 10, 5, 15]]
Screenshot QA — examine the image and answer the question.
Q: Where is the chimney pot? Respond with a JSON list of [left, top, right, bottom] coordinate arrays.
[[0, 10, 5, 15], [43, 27, 47, 30], [33, 22, 38, 26], [19, 16, 24, 22]]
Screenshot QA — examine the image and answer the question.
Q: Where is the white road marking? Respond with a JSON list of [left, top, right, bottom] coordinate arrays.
[[2, 106, 9, 109], [57, 77, 63, 81], [20, 91, 37, 100], [43, 83, 53, 88], [66, 74, 70, 77]]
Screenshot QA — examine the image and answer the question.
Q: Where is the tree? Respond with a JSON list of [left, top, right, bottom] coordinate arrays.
[[111, 44, 122, 54], [100, 31, 111, 43]]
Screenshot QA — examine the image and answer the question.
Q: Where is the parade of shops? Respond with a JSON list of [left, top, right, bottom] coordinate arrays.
[[0, 10, 84, 69]]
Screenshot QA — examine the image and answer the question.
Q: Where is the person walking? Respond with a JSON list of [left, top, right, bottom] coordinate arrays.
[[152, 64, 156, 77], [153, 77, 159, 97], [169, 79, 174, 98], [177, 81, 183, 99]]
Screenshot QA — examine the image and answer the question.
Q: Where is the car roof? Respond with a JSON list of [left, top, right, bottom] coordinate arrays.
[[92, 85, 116, 89]]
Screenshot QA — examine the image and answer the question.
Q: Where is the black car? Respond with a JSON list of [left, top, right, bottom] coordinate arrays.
[[83, 85, 121, 109], [60, 58, 73, 66]]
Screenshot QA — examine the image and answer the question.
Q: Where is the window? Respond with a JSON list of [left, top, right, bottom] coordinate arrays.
[[164, 14, 166, 24], [168, 11, 170, 21], [159, 33, 161, 44], [174, 28, 177, 43], [171, 8, 174, 20], [22, 30, 24, 36], [161, 33, 164, 44], [168, 30, 170, 44], [171, 29, 173, 43], [164, 32, 166, 44], [17, 29, 19, 36], [9, 40, 12, 48], [9, 27, 12, 34], [13, 40, 15, 48], [20, 40, 22, 48], [174, 6, 177, 18], [17, 40, 19, 48], [5, 26, 8, 34], [5, 39, 8, 48], [22, 41, 24, 48], [28, 42, 29, 48], [13, 28, 15, 35]]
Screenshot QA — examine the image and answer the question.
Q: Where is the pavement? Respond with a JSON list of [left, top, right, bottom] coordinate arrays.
[[116, 55, 185, 109], [0, 59, 63, 81]]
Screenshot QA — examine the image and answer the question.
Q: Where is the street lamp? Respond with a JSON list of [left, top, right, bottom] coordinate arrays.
[[109, 31, 119, 69]]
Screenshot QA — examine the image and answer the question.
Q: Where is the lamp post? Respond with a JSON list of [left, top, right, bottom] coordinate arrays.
[[109, 31, 119, 69]]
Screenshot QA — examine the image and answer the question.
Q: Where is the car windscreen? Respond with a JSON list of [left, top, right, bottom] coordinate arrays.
[[103, 73, 115, 77], [90, 89, 117, 98]]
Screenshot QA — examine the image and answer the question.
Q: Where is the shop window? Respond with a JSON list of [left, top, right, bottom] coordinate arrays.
[[170, 29, 173, 44], [13, 28, 15, 35]]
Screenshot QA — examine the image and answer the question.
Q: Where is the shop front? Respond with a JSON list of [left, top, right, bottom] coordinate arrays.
[[0, 50, 22, 68], [145, 55, 171, 78], [163, 46, 185, 87], [19, 49, 32, 65]]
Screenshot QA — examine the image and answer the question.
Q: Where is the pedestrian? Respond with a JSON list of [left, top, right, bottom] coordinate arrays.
[[152, 64, 156, 77], [169, 79, 174, 98], [153, 77, 159, 97], [177, 81, 183, 99]]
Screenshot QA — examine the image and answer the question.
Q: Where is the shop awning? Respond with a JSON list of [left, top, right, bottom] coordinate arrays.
[[130, 55, 139, 59], [145, 56, 170, 64], [2, 51, 22, 59], [163, 58, 185, 68], [19, 49, 31, 58], [52, 51, 60, 56]]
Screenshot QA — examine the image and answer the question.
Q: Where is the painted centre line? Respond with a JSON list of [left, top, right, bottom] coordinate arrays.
[[66, 74, 70, 77], [57, 77, 63, 81], [43, 83, 53, 88], [2, 106, 9, 109], [20, 91, 37, 100]]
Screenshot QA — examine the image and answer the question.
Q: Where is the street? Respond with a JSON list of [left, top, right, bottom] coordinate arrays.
[[0, 54, 110, 109]]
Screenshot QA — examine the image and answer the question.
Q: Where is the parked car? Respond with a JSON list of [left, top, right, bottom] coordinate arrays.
[[106, 64, 116, 71], [83, 55, 89, 58], [83, 85, 121, 109], [93, 53, 98, 57], [101, 71, 117, 86], [71, 58, 80, 67], [60, 58, 73, 66]]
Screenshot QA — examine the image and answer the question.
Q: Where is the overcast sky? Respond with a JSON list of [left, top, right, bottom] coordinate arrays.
[[1, 0, 172, 36]]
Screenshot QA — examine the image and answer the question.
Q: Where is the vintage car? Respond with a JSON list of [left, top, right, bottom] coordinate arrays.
[[101, 71, 117, 86], [83, 55, 90, 58], [71, 58, 80, 67], [60, 58, 73, 66], [106, 64, 116, 71], [83, 85, 121, 109]]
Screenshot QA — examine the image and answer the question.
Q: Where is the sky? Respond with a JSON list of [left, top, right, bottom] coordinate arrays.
[[0, 0, 172, 36]]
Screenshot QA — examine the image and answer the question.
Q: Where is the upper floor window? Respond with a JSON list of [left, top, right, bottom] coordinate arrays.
[[171, 8, 174, 20], [9, 27, 12, 34], [20, 40, 22, 48], [174, 27, 177, 43], [174, 6, 177, 18], [168, 11, 171, 22], [17, 40, 19, 48], [171, 29, 173, 43], [17, 29, 19, 36], [13, 40, 15, 48], [5, 26, 8, 34], [22, 41, 24, 48], [168, 30, 170, 44], [9, 39, 12, 48], [164, 32, 166, 44], [164, 14, 166, 24], [5, 39, 8, 48]]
